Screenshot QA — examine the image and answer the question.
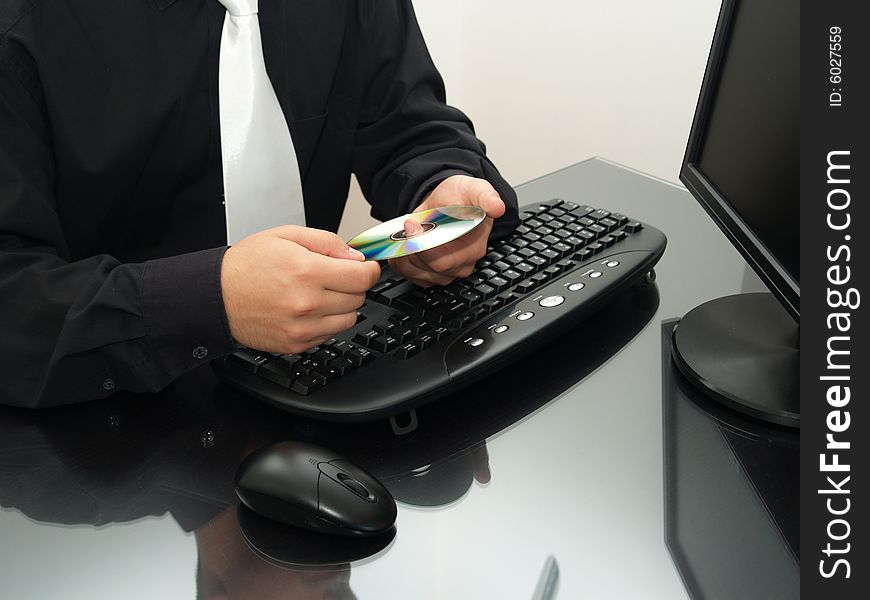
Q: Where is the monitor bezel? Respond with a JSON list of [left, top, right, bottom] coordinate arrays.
[[679, 0, 799, 321]]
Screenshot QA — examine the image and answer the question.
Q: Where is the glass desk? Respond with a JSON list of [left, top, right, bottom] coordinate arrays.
[[0, 158, 798, 599]]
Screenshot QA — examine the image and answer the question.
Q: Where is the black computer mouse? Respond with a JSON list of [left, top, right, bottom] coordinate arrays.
[[234, 441, 397, 537]]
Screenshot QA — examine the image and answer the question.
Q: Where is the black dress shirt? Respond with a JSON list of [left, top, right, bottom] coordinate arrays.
[[0, 0, 519, 408]]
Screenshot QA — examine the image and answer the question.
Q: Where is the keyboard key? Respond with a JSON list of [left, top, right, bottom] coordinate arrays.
[[553, 242, 572, 254], [474, 283, 497, 299], [258, 361, 295, 387], [312, 348, 340, 365], [599, 235, 615, 247], [484, 297, 504, 312], [492, 260, 511, 272], [347, 346, 376, 366], [501, 269, 522, 283], [373, 321, 396, 334], [514, 262, 535, 275], [394, 342, 420, 360], [556, 259, 576, 270], [487, 276, 509, 291], [588, 224, 607, 235], [544, 265, 561, 277], [564, 236, 585, 250], [505, 254, 524, 265], [528, 255, 547, 269], [312, 366, 342, 385], [512, 238, 529, 248], [353, 330, 380, 347], [459, 289, 484, 306], [470, 306, 490, 320], [297, 357, 323, 374], [541, 248, 560, 261], [377, 281, 417, 306], [609, 212, 628, 225], [624, 221, 644, 233], [534, 226, 554, 236], [389, 313, 412, 326], [532, 272, 550, 285], [574, 248, 593, 261], [433, 326, 450, 340], [542, 234, 560, 245], [600, 217, 618, 231], [291, 375, 322, 395], [227, 349, 270, 374], [611, 230, 628, 242], [515, 280, 537, 294], [587, 242, 604, 253], [331, 357, 357, 375], [497, 291, 517, 304]]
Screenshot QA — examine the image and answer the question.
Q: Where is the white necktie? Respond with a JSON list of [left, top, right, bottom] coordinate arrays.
[[217, 0, 306, 245]]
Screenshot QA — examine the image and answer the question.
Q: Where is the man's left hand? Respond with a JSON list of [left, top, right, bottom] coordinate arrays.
[[389, 175, 505, 287]]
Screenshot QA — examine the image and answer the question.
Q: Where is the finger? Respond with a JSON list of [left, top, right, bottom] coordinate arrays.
[[312, 255, 382, 293], [270, 225, 365, 261], [404, 219, 425, 236], [457, 178, 505, 219], [304, 312, 361, 341], [389, 255, 454, 287], [317, 290, 366, 316]]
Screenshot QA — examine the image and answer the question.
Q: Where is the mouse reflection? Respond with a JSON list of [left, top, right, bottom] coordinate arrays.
[[195, 506, 357, 600]]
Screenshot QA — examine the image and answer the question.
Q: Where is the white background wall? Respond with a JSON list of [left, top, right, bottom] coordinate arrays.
[[338, 0, 723, 239]]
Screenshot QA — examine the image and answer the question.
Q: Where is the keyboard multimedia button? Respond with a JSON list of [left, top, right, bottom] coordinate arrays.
[[516, 311, 535, 321], [494, 325, 510, 334], [568, 282, 586, 291], [539, 295, 565, 308], [466, 338, 484, 347], [589, 271, 603, 279], [606, 260, 620, 268]]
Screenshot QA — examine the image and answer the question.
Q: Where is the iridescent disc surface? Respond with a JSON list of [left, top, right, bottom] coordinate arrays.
[[347, 206, 486, 261]]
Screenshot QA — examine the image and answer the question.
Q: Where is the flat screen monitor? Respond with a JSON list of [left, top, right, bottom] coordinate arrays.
[[674, 0, 799, 428], [680, 0, 799, 320]]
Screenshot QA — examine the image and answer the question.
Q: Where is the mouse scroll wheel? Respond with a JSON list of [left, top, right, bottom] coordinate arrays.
[[337, 473, 370, 499]]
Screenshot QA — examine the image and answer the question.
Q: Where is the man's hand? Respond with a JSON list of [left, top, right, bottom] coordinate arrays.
[[221, 226, 381, 354], [389, 175, 505, 287]]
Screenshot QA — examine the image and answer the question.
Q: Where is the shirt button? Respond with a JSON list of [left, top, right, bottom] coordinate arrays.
[[193, 346, 209, 360], [102, 378, 116, 391]]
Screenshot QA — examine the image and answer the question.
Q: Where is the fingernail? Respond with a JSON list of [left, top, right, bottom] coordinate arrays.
[[347, 246, 365, 259]]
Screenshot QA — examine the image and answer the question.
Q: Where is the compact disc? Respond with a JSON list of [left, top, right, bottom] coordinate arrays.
[[347, 206, 486, 261]]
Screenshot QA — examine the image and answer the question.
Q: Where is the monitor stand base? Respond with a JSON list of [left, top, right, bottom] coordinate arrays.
[[672, 293, 799, 428]]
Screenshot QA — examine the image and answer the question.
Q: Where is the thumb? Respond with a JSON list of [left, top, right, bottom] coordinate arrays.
[[270, 225, 365, 261], [464, 178, 506, 219]]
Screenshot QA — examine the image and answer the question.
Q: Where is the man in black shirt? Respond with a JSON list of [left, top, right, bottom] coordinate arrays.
[[0, 0, 518, 408]]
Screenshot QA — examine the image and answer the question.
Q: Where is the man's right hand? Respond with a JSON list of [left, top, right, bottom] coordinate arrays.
[[220, 226, 381, 355]]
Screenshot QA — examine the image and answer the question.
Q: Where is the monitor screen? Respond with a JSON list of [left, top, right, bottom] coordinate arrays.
[[681, 0, 799, 319]]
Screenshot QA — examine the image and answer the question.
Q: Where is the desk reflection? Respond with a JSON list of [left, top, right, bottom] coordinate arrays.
[[0, 281, 658, 598]]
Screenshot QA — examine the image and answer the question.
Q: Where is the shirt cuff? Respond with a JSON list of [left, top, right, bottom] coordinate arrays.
[[141, 247, 237, 383]]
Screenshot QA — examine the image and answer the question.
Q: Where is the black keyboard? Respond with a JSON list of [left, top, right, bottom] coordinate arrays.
[[213, 199, 666, 422]]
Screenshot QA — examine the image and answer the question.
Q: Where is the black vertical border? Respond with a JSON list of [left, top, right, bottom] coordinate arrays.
[[801, 1, 868, 597]]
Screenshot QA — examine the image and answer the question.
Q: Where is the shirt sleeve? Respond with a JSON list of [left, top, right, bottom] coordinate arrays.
[[351, 0, 520, 238], [0, 46, 237, 409]]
